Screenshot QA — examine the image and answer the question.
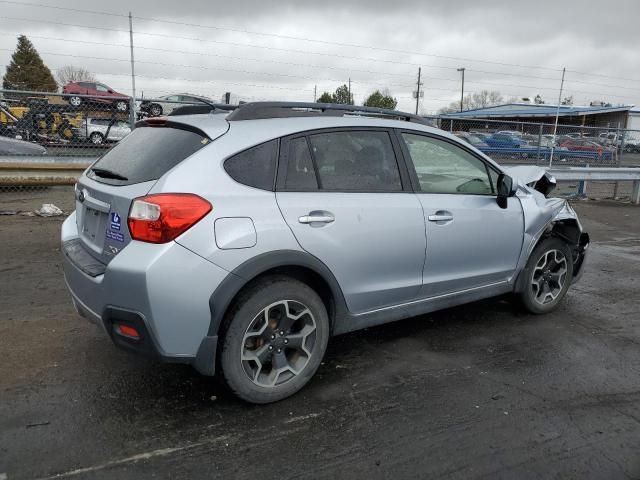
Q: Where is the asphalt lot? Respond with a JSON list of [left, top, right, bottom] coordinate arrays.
[[0, 187, 639, 479]]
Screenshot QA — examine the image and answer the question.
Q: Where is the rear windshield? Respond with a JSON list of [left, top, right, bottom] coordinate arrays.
[[88, 125, 209, 185]]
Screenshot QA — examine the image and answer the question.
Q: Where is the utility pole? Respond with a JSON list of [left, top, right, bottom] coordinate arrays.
[[549, 67, 566, 167], [314, 85, 317, 102], [128, 12, 137, 128], [457, 67, 465, 112], [415, 67, 422, 115], [348, 78, 352, 105]]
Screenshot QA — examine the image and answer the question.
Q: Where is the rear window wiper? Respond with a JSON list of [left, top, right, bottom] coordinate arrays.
[[90, 167, 128, 181]]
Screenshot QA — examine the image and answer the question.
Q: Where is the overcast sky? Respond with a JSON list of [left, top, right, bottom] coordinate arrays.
[[1, 0, 639, 113]]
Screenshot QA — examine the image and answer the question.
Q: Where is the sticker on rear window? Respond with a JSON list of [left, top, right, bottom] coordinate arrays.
[[106, 230, 124, 242], [110, 212, 122, 231]]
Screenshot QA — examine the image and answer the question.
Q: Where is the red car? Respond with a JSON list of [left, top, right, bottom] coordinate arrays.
[[559, 138, 605, 154], [62, 82, 130, 112]]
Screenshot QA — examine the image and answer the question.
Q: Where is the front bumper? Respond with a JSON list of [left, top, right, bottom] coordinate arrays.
[[62, 212, 229, 373], [571, 232, 590, 284]]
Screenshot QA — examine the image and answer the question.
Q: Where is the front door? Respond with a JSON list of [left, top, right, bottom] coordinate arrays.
[[398, 131, 524, 298], [276, 129, 426, 314]]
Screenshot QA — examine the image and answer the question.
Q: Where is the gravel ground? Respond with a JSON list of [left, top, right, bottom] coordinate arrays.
[[0, 187, 639, 480]]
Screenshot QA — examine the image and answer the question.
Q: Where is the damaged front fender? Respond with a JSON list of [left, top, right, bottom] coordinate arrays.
[[515, 194, 589, 291]]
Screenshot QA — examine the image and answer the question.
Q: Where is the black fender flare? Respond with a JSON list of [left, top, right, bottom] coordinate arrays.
[[194, 250, 348, 375]]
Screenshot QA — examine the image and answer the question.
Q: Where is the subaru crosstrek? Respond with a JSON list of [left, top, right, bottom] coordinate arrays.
[[62, 102, 589, 404]]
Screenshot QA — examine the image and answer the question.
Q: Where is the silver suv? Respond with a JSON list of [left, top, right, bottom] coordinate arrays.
[[62, 102, 589, 404], [78, 118, 131, 145]]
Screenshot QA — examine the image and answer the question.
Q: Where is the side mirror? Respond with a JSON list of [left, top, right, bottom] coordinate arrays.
[[107, 89, 114, 93], [496, 173, 515, 209]]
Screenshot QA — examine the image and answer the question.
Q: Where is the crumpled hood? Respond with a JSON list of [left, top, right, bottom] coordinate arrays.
[[505, 165, 552, 185], [506, 165, 557, 197]]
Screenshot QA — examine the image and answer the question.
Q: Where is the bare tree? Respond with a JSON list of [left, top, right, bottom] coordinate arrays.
[[56, 65, 96, 86], [438, 90, 504, 114]]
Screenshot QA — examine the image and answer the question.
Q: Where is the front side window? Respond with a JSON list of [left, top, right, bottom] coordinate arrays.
[[401, 133, 495, 195], [96, 84, 110, 92], [307, 130, 402, 191]]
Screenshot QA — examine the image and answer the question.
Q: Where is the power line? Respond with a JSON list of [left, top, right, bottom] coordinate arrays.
[[0, 32, 421, 80], [2, 18, 639, 92], [1, 8, 638, 106], [0, 2, 565, 73], [13, 47, 633, 100], [0, 47, 431, 91]]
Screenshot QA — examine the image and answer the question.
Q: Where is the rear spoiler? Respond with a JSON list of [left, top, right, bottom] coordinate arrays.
[[168, 104, 238, 116]]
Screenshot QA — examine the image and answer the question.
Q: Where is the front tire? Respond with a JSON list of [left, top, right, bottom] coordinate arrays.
[[519, 237, 573, 314], [89, 132, 104, 145], [220, 276, 330, 404]]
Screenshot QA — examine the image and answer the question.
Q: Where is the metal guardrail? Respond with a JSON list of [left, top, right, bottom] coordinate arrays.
[[1, 161, 638, 203], [548, 167, 640, 204], [0, 159, 90, 186]]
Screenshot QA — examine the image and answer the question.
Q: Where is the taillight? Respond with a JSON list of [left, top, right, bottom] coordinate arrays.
[[128, 193, 211, 244]]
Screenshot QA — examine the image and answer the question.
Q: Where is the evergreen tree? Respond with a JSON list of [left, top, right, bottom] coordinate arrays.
[[2, 35, 57, 93], [363, 90, 398, 109], [317, 92, 334, 103], [333, 84, 353, 105]]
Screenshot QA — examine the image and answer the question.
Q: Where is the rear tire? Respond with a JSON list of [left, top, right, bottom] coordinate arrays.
[[114, 100, 129, 112], [149, 104, 162, 117], [519, 237, 573, 314], [220, 276, 330, 404], [68, 96, 82, 107]]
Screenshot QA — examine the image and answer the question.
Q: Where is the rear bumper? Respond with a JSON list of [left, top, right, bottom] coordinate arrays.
[[62, 212, 229, 374]]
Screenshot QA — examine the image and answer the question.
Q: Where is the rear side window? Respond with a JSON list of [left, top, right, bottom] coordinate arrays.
[[284, 137, 318, 190], [282, 130, 402, 192], [88, 125, 209, 185], [224, 140, 278, 190], [308, 130, 402, 191]]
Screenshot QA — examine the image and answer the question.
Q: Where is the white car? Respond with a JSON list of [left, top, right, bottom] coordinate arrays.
[[139, 94, 213, 117], [78, 118, 131, 145]]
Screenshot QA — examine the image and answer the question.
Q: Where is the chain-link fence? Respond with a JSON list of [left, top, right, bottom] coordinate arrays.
[[426, 116, 640, 168], [0, 88, 228, 159], [1, 88, 640, 202]]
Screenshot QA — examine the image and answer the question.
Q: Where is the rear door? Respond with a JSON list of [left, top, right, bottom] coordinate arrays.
[[275, 128, 426, 313], [398, 131, 524, 297], [74, 123, 216, 265]]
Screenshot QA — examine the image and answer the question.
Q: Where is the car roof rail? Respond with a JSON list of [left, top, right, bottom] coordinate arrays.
[[168, 104, 239, 116], [225, 101, 431, 125]]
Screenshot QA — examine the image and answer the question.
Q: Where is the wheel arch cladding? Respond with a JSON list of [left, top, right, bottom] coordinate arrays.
[[208, 250, 348, 339], [515, 218, 584, 293]]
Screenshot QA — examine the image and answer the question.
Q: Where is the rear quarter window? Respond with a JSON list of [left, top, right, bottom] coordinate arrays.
[[88, 125, 209, 185], [224, 139, 278, 191]]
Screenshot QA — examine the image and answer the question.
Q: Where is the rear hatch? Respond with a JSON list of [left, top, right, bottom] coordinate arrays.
[[74, 120, 222, 265]]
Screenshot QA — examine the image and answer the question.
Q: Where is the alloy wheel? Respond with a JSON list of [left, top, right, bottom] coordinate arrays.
[[531, 249, 568, 305], [241, 300, 317, 388]]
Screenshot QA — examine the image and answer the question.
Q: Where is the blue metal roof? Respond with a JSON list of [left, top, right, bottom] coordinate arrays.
[[444, 103, 634, 118]]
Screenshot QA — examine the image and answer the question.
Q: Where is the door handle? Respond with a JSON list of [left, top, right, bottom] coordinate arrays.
[[428, 211, 453, 223], [298, 212, 335, 224]]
